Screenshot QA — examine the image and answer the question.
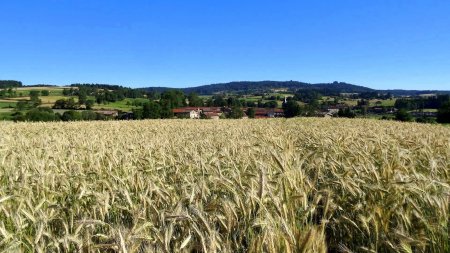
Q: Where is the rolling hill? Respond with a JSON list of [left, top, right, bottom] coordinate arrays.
[[142, 81, 375, 95]]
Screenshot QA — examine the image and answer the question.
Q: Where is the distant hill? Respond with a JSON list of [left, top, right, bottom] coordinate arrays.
[[379, 89, 450, 96], [4, 79, 448, 96], [142, 81, 374, 95]]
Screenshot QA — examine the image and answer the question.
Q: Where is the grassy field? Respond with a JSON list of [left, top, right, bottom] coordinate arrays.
[[0, 118, 448, 252], [1, 90, 147, 113], [93, 98, 148, 112], [15, 87, 65, 90], [199, 95, 213, 100], [339, 98, 397, 107], [242, 95, 261, 102], [369, 98, 396, 107], [14, 87, 65, 96], [39, 96, 78, 106], [420, 108, 439, 112], [0, 96, 78, 109], [0, 101, 17, 109], [268, 93, 294, 97], [0, 109, 14, 120]]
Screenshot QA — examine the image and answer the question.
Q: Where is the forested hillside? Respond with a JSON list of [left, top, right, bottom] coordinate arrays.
[[0, 80, 22, 88], [143, 81, 374, 95]]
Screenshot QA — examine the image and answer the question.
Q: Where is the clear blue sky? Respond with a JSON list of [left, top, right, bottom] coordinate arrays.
[[1, 0, 449, 90]]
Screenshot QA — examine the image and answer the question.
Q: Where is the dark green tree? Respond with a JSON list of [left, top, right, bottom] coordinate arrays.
[[188, 93, 204, 107], [283, 100, 301, 118], [81, 111, 98, 121], [338, 108, 356, 118], [211, 96, 227, 107], [25, 107, 58, 122], [132, 108, 143, 120], [143, 101, 161, 119], [395, 109, 412, 122], [85, 100, 95, 110], [437, 101, 450, 123], [29, 90, 40, 98], [53, 99, 67, 109], [29, 90, 41, 107], [62, 110, 82, 121], [12, 112, 26, 122], [246, 101, 257, 107], [0, 80, 22, 88], [66, 98, 78, 109], [160, 90, 186, 108], [160, 100, 174, 118], [227, 97, 242, 107], [15, 101, 28, 111], [78, 91, 87, 106], [416, 117, 435, 124], [263, 101, 278, 108], [62, 89, 71, 96], [53, 98, 78, 109], [229, 106, 244, 119], [6, 88, 16, 97]]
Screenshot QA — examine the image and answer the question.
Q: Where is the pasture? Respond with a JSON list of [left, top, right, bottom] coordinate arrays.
[[14, 87, 65, 96]]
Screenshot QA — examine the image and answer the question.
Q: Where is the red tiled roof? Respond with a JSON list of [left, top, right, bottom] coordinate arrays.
[[183, 107, 220, 110], [251, 108, 280, 115], [173, 108, 191, 113], [182, 107, 201, 110], [202, 108, 221, 112], [173, 107, 221, 113]]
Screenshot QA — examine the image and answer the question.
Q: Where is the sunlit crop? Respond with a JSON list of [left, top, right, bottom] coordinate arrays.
[[0, 118, 449, 252]]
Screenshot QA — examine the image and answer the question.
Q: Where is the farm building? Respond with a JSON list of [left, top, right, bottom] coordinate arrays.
[[172, 107, 224, 119], [172, 107, 284, 119], [172, 108, 201, 119], [250, 108, 284, 118]]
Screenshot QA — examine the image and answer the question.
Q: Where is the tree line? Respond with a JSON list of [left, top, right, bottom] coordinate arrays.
[[13, 108, 109, 122], [394, 95, 449, 110], [0, 80, 22, 89]]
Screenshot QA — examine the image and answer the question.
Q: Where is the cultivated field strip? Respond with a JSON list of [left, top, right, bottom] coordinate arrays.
[[0, 118, 449, 252]]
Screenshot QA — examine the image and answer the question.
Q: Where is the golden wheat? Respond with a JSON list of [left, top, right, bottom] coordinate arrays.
[[0, 118, 449, 252]]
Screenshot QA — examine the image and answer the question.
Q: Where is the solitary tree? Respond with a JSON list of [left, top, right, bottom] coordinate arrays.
[[15, 101, 28, 111], [62, 110, 82, 121], [143, 101, 161, 119], [78, 91, 87, 106], [229, 106, 244, 119], [85, 100, 95, 110], [283, 100, 301, 118], [29, 90, 41, 107], [395, 109, 412, 122]]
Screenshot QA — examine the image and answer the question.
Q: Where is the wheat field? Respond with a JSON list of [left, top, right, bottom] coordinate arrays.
[[0, 118, 449, 252]]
